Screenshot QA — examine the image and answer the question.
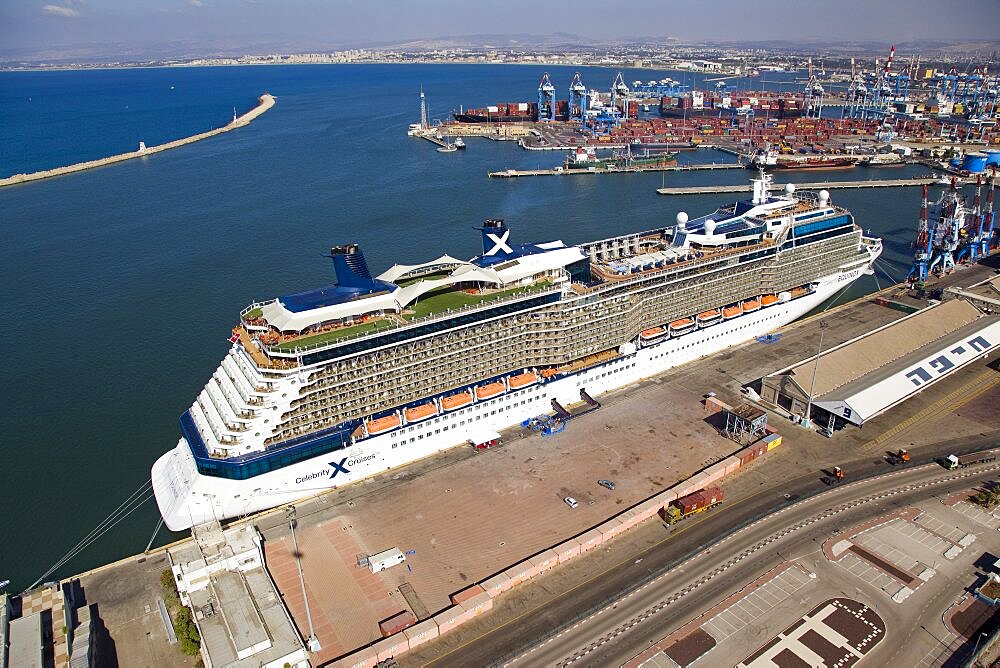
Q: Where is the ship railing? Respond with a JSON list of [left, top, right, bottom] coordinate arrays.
[[261, 282, 562, 356], [584, 238, 775, 291]]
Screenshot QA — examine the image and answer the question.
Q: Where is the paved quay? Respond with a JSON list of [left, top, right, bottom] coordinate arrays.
[[0, 93, 275, 188], [54, 257, 1000, 667], [656, 176, 938, 195]]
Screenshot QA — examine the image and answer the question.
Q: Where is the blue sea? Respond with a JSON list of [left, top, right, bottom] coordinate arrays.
[[0, 63, 927, 591]]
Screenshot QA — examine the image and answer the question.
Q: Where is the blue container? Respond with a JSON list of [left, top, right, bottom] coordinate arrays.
[[963, 152, 988, 173], [985, 149, 1000, 167], [950, 157, 963, 168]]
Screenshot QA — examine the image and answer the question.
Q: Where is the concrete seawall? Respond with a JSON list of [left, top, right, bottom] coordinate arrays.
[[0, 93, 275, 188]]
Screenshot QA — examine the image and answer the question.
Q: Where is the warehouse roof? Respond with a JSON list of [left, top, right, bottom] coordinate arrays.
[[786, 299, 982, 397]]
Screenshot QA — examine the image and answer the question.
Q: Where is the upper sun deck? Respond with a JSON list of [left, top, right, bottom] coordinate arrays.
[[581, 178, 850, 287], [237, 226, 584, 359]]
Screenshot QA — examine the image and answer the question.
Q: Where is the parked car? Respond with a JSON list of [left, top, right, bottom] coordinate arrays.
[[598, 479, 616, 490], [564, 496, 579, 509]]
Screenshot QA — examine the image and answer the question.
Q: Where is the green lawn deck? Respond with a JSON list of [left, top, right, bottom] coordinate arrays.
[[270, 319, 397, 351], [269, 280, 554, 352], [243, 307, 264, 320], [402, 281, 551, 321]]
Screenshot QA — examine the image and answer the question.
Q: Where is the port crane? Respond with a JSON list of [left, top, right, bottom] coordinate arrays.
[[568, 72, 587, 121], [537, 72, 556, 122]]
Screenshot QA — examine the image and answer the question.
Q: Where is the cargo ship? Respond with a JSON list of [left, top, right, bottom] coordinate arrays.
[[152, 171, 881, 530], [750, 149, 857, 170], [565, 146, 679, 170], [454, 101, 538, 123]]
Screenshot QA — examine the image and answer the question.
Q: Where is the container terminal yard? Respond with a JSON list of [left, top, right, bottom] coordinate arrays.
[[6, 61, 1000, 668], [412, 61, 1000, 183], [6, 205, 1000, 667]]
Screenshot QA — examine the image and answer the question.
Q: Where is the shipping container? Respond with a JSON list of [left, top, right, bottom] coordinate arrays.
[[379, 610, 417, 637]]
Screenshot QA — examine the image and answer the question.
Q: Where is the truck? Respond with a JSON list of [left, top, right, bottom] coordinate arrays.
[[888, 449, 910, 465], [660, 487, 724, 525], [943, 452, 997, 470]]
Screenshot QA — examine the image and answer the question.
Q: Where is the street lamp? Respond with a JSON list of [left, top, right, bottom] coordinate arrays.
[[286, 506, 321, 652], [972, 630, 988, 659], [803, 320, 829, 429]]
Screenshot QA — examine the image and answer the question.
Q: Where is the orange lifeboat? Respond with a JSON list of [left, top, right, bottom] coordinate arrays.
[[790, 286, 811, 299], [742, 298, 761, 312], [441, 390, 474, 411], [722, 305, 743, 319], [367, 414, 401, 435], [697, 309, 722, 327], [760, 294, 779, 308], [640, 326, 667, 342], [541, 368, 559, 379], [669, 318, 696, 336], [404, 401, 437, 423], [476, 381, 506, 401], [508, 372, 539, 390]]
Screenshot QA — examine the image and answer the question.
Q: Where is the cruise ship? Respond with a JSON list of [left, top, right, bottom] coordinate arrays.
[[152, 171, 882, 531]]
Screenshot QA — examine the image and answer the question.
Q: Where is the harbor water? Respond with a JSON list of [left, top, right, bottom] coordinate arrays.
[[0, 64, 944, 590]]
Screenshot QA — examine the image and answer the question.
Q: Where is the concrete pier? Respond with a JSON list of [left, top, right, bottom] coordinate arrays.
[[489, 163, 744, 178], [656, 177, 939, 195], [0, 93, 276, 188]]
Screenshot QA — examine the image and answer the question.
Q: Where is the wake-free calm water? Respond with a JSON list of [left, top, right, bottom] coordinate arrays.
[[0, 64, 930, 590]]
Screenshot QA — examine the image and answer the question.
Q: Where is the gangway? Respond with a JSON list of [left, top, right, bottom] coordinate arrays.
[[551, 399, 572, 419], [580, 389, 601, 408]]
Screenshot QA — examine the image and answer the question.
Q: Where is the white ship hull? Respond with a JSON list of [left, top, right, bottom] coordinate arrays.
[[152, 260, 875, 531]]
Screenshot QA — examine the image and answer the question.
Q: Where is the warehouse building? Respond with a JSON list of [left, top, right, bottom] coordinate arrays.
[[760, 299, 999, 433]]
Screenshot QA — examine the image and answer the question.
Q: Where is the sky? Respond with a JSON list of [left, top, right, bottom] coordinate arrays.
[[1, 0, 999, 58]]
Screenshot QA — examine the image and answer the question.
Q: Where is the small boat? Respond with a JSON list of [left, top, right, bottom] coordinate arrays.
[[760, 294, 779, 308], [669, 318, 696, 336], [640, 326, 667, 342], [453, 137, 466, 150], [697, 309, 722, 327], [722, 305, 743, 319], [476, 381, 506, 400], [541, 368, 560, 379], [404, 401, 437, 423], [441, 390, 474, 411], [367, 414, 401, 435], [508, 372, 539, 389], [437, 144, 458, 153], [789, 286, 811, 299], [742, 298, 761, 312]]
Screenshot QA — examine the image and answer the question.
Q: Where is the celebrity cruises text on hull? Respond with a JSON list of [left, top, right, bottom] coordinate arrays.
[[152, 172, 882, 531]]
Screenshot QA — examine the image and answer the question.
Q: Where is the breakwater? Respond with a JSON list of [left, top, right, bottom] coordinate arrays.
[[0, 93, 275, 188]]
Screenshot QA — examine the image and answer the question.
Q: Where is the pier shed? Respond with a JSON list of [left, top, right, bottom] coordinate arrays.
[[760, 299, 999, 432]]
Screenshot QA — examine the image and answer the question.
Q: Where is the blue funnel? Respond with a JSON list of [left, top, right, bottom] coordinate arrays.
[[329, 244, 374, 288], [479, 219, 512, 257]]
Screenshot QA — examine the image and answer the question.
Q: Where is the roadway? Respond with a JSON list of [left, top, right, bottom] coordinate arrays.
[[420, 433, 1000, 668]]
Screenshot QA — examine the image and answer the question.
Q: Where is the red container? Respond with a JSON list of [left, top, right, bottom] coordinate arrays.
[[379, 610, 417, 637]]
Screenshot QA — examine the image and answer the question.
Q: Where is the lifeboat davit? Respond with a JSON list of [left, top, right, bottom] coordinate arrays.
[[441, 390, 474, 411], [404, 401, 437, 423], [508, 372, 539, 390], [640, 326, 667, 342], [760, 294, 779, 308], [669, 318, 696, 336], [697, 309, 722, 327], [367, 414, 401, 435], [742, 298, 761, 312], [476, 381, 506, 401], [722, 305, 743, 319]]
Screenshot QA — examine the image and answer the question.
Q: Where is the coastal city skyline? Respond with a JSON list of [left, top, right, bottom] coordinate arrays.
[[2, 0, 1000, 65]]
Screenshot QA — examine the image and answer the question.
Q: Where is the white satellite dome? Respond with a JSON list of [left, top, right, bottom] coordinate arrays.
[[676, 211, 688, 229], [819, 189, 830, 206], [704, 218, 717, 236], [784, 182, 796, 195]]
